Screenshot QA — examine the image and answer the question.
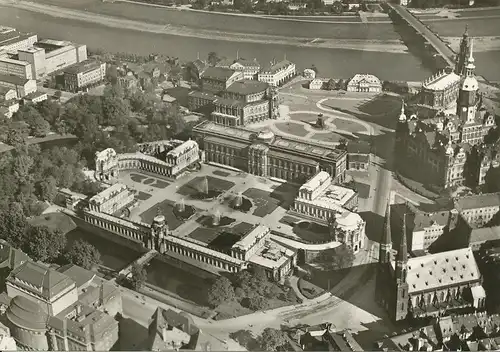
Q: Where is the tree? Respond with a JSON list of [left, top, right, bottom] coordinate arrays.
[[169, 65, 182, 87], [338, 138, 348, 151], [64, 239, 101, 270], [129, 263, 147, 290], [0, 205, 29, 249], [314, 244, 355, 270], [54, 90, 62, 101], [207, 276, 235, 308], [311, 65, 319, 75], [332, 1, 343, 14], [336, 79, 345, 90], [259, 328, 287, 351], [326, 78, 336, 91], [207, 52, 219, 67], [6, 128, 26, 147], [248, 295, 269, 310], [30, 115, 51, 137], [23, 225, 66, 262], [37, 175, 57, 202]]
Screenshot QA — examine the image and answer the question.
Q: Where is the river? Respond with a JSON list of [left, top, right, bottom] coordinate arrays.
[[0, 6, 431, 81]]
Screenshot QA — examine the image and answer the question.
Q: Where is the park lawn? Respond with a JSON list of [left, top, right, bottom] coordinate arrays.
[[290, 113, 319, 124], [29, 212, 77, 235], [293, 221, 331, 243], [274, 122, 309, 137], [298, 278, 325, 299], [334, 118, 367, 133], [139, 199, 185, 229], [177, 176, 235, 197], [135, 191, 152, 201], [357, 94, 401, 116], [243, 188, 281, 217]]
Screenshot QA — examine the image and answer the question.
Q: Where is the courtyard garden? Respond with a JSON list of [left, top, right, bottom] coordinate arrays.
[[290, 112, 321, 124], [274, 122, 309, 137], [187, 222, 255, 249], [177, 176, 235, 199], [334, 118, 368, 133], [129, 173, 169, 189], [293, 221, 332, 243], [298, 277, 325, 299], [243, 188, 281, 217], [310, 132, 345, 144], [139, 199, 194, 229]]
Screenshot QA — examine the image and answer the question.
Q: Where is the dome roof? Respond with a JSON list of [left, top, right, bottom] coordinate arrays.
[[6, 296, 48, 331], [257, 130, 275, 142], [336, 212, 362, 227]]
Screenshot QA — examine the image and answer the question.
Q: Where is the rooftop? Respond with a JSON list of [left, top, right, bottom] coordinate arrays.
[[6, 295, 48, 331], [90, 183, 128, 205], [348, 73, 381, 85], [225, 80, 268, 96], [469, 226, 500, 244], [261, 59, 294, 74], [64, 60, 103, 75], [301, 171, 331, 193], [7, 261, 75, 300], [297, 184, 357, 214], [57, 264, 96, 290], [201, 66, 237, 81], [403, 247, 481, 294], [423, 71, 461, 91], [233, 224, 268, 252], [232, 58, 260, 68], [455, 192, 500, 211], [188, 90, 217, 99], [147, 307, 199, 351], [0, 56, 30, 66], [248, 240, 294, 269], [166, 140, 198, 158], [347, 140, 371, 154], [0, 73, 30, 86]]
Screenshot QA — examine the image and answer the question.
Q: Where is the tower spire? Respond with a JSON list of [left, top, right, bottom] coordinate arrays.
[[397, 213, 408, 264], [468, 38, 475, 64], [463, 24, 469, 38], [399, 100, 407, 122], [379, 200, 393, 264]]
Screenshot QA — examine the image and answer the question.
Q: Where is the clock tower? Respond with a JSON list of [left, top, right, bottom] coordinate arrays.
[[457, 38, 478, 125]]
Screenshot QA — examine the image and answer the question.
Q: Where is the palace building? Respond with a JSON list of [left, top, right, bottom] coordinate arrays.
[[88, 183, 135, 215], [291, 172, 364, 252], [420, 69, 461, 110], [94, 140, 200, 182], [257, 59, 295, 87], [396, 38, 496, 189], [193, 121, 347, 183], [346, 74, 382, 93], [376, 202, 485, 322]]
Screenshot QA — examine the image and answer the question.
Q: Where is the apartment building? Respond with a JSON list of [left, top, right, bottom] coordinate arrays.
[[0, 27, 37, 54], [63, 60, 106, 92], [454, 192, 500, 228], [0, 74, 37, 97], [0, 57, 32, 79], [258, 59, 296, 87]]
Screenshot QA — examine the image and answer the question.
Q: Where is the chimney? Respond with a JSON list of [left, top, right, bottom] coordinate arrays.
[[76, 304, 82, 315], [99, 283, 105, 307]]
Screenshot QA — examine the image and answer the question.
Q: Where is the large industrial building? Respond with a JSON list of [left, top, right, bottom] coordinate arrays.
[[193, 121, 347, 184], [63, 60, 106, 92], [0, 26, 37, 54]]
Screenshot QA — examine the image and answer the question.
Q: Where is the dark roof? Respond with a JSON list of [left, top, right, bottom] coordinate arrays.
[[347, 140, 371, 154], [233, 58, 260, 68], [214, 97, 246, 108], [64, 60, 103, 75], [0, 73, 29, 85], [0, 240, 29, 270], [225, 80, 268, 96], [201, 66, 237, 81], [6, 295, 48, 331], [455, 192, 500, 211], [348, 154, 369, 163], [7, 261, 75, 300], [188, 90, 217, 100], [57, 264, 95, 289], [261, 60, 294, 74]]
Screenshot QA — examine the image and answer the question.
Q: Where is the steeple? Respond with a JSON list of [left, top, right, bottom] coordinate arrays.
[[463, 24, 469, 39], [399, 100, 407, 122], [465, 38, 475, 76], [379, 200, 393, 264], [455, 25, 471, 75], [397, 213, 408, 264]]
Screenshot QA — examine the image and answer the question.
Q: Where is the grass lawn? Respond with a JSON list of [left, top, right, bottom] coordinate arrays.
[[130, 173, 147, 183], [139, 199, 186, 230], [274, 122, 309, 137], [213, 170, 230, 177], [357, 94, 401, 116], [334, 118, 367, 133], [29, 212, 77, 235], [177, 176, 235, 197], [243, 188, 280, 217], [293, 221, 331, 243], [310, 132, 344, 143], [298, 278, 325, 299], [136, 191, 152, 201], [187, 222, 255, 246], [290, 113, 320, 124]]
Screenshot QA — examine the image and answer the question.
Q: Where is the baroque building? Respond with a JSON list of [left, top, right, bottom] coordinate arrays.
[[395, 38, 496, 189], [376, 202, 485, 322], [193, 121, 347, 183]]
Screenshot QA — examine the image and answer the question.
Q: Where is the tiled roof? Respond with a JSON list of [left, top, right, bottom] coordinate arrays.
[[225, 80, 268, 96], [469, 226, 500, 244], [7, 261, 75, 300], [0, 240, 29, 270], [201, 67, 236, 81], [347, 140, 370, 154], [261, 60, 294, 74], [57, 264, 95, 289], [188, 90, 217, 100], [6, 295, 48, 331], [406, 247, 480, 294], [455, 192, 500, 211], [63, 60, 103, 75], [232, 58, 260, 68], [0, 73, 29, 85]]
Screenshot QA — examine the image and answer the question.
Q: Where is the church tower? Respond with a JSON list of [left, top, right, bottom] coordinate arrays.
[[455, 25, 470, 76], [394, 213, 410, 321], [150, 211, 169, 253], [376, 200, 393, 309], [457, 38, 479, 125]]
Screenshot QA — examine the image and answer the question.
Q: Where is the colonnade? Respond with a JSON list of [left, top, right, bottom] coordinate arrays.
[[84, 210, 149, 244], [118, 157, 173, 177]]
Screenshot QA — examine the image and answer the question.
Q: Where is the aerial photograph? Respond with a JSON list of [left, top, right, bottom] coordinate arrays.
[[0, 0, 499, 349]]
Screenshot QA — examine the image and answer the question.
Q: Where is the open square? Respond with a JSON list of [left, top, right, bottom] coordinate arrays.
[[243, 188, 281, 217], [274, 121, 309, 137]]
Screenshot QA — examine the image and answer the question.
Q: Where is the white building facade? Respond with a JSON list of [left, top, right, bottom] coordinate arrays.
[[258, 60, 296, 87]]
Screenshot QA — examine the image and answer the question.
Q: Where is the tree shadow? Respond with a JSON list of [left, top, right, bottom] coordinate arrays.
[[358, 211, 385, 243], [114, 318, 148, 351], [229, 330, 260, 351], [269, 181, 301, 210]]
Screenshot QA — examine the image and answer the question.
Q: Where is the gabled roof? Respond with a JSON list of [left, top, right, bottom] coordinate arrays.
[[0, 240, 29, 270], [7, 261, 75, 300], [201, 66, 237, 81], [225, 80, 268, 96], [455, 192, 500, 211]]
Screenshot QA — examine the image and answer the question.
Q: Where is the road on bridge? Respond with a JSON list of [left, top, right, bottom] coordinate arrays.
[[390, 4, 456, 66]]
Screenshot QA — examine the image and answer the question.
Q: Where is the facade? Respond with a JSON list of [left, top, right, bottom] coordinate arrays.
[[346, 140, 371, 171], [454, 192, 500, 228], [3, 260, 121, 351], [88, 183, 135, 214], [0, 97, 19, 118], [0, 86, 17, 101], [23, 91, 48, 104], [210, 80, 278, 126], [0, 27, 37, 54], [6, 261, 79, 316], [0, 74, 37, 97], [0, 322, 17, 351], [420, 69, 461, 110], [95, 140, 200, 181], [395, 42, 495, 189], [200, 67, 244, 93], [193, 121, 347, 183], [187, 90, 217, 112], [346, 74, 382, 93], [63, 60, 106, 92], [291, 172, 364, 252], [303, 68, 316, 79], [258, 60, 295, 87], [229, 59, 261, 80], [309, 79, 323, 90], [376, 203, 485, 322], [0, 57, 32, 79], [18, 39, 87, 79]]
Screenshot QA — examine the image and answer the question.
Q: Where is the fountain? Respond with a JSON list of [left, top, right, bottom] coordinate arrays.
[[212, 209, 221, 226], [198, 176, 209, 195], [235, 192, 243, 208], [177, 198, 186, 213]]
